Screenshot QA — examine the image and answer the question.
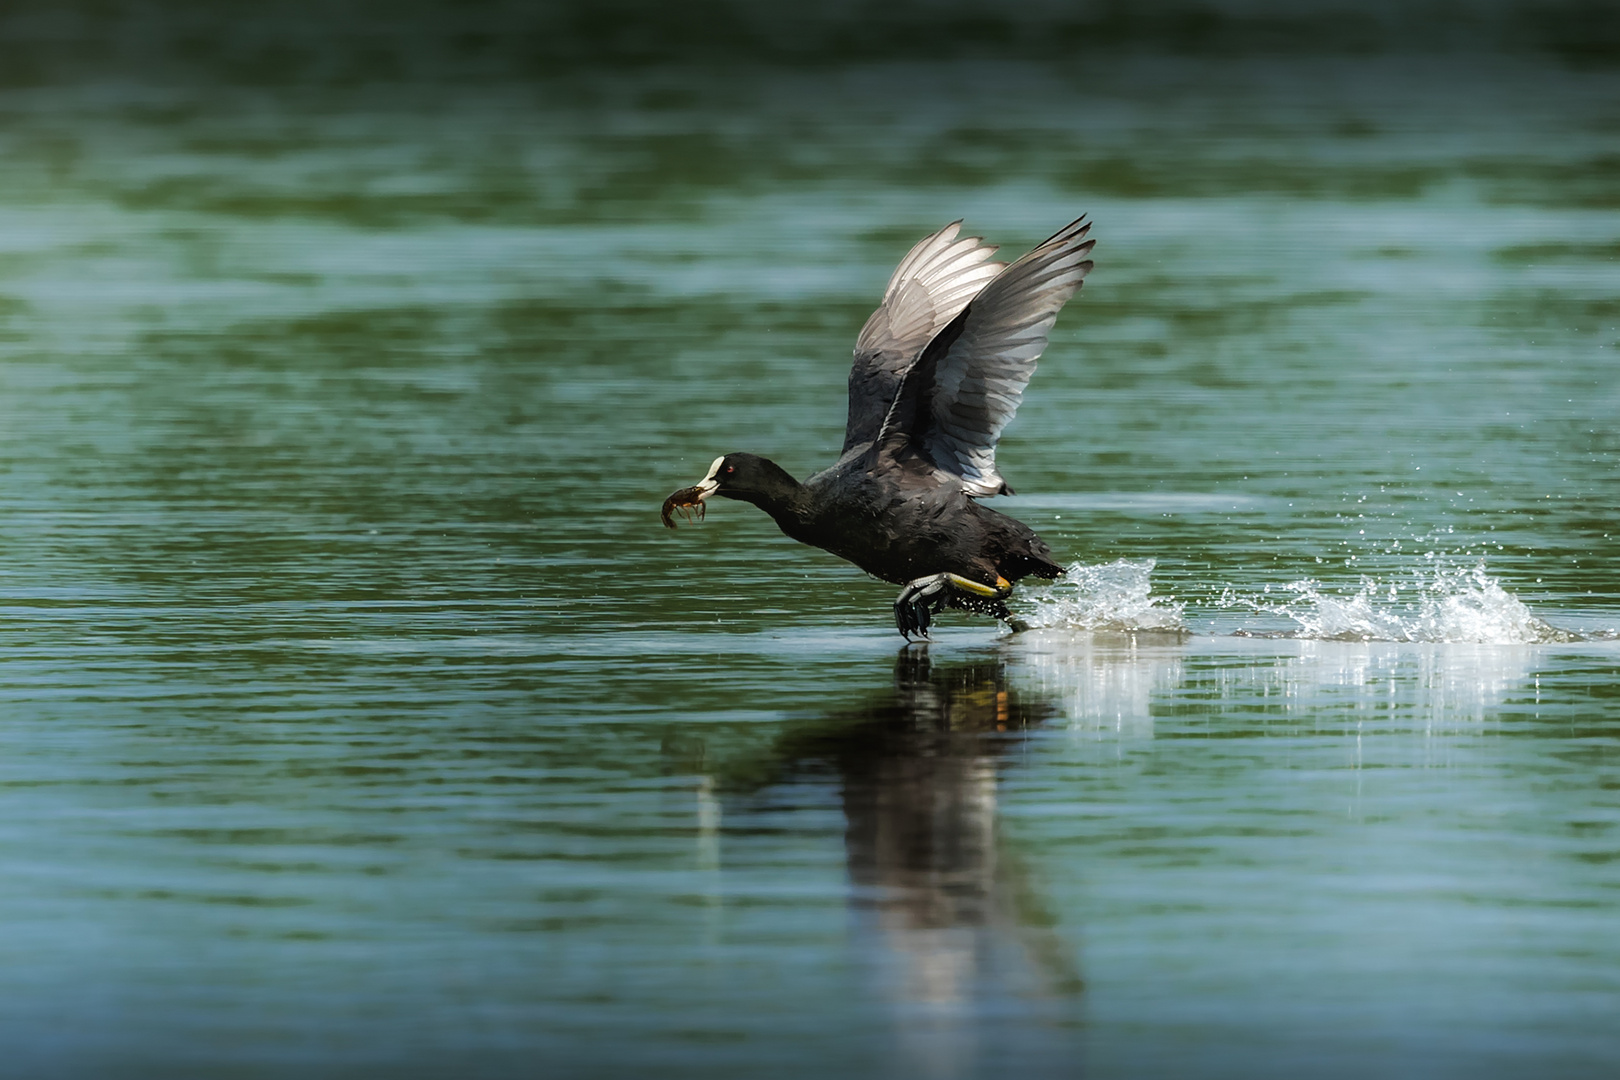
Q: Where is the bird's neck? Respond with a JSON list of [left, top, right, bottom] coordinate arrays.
[[731, 459, 811, 529]]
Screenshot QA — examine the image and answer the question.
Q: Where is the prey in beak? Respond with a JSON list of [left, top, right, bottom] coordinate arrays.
[[660, 457, 724, 529]]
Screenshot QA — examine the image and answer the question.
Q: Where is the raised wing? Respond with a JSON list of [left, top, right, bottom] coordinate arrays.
[[842, 222, 1004, 453], [877, 217, 1094, 496]]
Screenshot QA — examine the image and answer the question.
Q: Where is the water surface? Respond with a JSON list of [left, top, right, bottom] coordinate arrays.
[[1, 21, 1619, 1078]]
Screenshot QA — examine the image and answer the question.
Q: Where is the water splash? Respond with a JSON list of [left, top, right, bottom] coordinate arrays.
[[1225, 560, 1582, 643], [1013, 559, 1187, 634]]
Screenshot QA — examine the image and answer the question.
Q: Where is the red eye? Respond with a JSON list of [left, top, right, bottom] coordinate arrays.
[[725, 466, 735, 475]]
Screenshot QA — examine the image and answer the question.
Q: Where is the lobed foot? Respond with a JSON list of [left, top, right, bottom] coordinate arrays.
[[894, 573, 1014, 640], [895, 574, 951, 640]]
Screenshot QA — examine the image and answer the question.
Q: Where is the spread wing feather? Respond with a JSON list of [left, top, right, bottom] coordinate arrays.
[[842, 222, 1004, 452], [877, 217, 1094, 496]]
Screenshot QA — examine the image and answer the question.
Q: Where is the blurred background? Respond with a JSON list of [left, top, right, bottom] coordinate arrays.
[[1, 1, 1618, 1077]]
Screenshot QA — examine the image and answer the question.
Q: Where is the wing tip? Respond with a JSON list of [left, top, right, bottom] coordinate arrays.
[[1048, 215, 1092, 246]]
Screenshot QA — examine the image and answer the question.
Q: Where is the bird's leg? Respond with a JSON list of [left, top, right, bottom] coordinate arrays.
[[895, 574, 950, 640], [895, 573, 1014, 640]]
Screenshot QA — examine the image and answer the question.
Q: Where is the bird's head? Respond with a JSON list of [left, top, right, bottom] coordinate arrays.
[[661, 453, 800, 528]]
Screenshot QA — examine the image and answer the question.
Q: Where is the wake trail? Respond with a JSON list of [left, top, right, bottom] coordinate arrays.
[[1013, 557, 1590, 643]]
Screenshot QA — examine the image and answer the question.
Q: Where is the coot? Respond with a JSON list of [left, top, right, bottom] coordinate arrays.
[[663, 217, 1094, 638]]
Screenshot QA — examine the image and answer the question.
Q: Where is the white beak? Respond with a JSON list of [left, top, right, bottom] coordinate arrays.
[[693, 455, 725, 499]]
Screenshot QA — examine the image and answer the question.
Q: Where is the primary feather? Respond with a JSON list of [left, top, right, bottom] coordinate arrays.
[[877, 217, 1094, 496], [843, 222, 1004, 453]]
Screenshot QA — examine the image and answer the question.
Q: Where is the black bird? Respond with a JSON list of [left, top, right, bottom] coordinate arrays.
[[663, 217, 1094, 638]]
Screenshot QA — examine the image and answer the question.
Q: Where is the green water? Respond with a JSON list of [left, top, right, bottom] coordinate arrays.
[[1, 17, 1619, 1078]]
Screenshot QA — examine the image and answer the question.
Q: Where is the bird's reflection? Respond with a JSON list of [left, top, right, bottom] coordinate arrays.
[[757, 649, 1083, 1074], [666, 630, 1548, 1075]]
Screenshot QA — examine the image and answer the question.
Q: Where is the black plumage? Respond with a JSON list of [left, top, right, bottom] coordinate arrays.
[[663, 217, 1095, 638]]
